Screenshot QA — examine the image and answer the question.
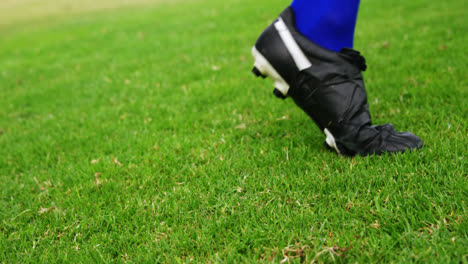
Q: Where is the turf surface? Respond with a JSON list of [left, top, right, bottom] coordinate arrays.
[[1, 0, 467, 262]]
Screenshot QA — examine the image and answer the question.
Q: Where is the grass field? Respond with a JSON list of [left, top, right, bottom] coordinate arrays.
[[1, 0, 467, 262]]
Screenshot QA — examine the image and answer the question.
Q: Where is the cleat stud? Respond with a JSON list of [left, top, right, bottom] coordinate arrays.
[[252, 67, 266, 78], [273, 88, 287, 99]]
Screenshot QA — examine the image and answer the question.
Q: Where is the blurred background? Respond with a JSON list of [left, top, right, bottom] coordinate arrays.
[[0, 0, 171, 28]]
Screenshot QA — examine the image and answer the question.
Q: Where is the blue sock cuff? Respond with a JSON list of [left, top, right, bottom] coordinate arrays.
[[291, 0, 360, 52]]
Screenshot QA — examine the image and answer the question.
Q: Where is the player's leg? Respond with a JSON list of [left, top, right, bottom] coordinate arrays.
[[291, 0, 360, 52], [251, 5, 423, 156]]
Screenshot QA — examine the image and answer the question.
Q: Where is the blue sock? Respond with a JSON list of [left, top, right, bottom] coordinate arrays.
[[290, 0, 360, 52]]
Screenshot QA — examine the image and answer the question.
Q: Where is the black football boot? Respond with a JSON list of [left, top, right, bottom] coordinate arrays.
[[251, 7, 423, 156]]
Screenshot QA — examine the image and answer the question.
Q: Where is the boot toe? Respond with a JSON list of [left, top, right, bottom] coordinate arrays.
[[362, 130, 423, 156], [393, 132, 424, 150]]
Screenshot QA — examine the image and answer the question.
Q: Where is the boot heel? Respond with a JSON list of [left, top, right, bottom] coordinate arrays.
[[251, 46, 290, 98]]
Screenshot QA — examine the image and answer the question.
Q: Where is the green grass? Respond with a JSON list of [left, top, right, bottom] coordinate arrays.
[[0, 0, 467, 262]]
